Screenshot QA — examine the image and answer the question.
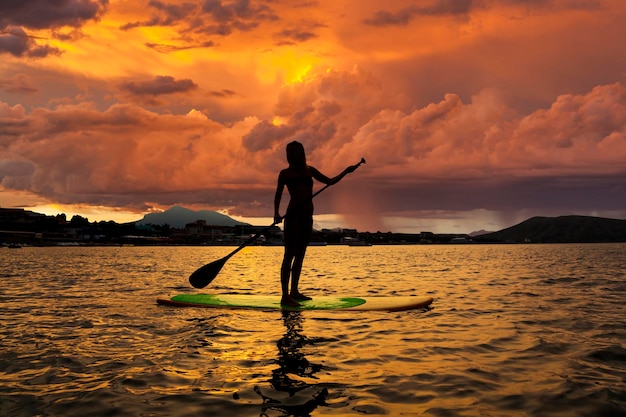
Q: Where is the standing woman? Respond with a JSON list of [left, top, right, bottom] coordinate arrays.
[[274, 141, 359, 306]]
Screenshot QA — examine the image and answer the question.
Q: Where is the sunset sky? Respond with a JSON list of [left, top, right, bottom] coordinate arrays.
[[1, 0, 625, 233]]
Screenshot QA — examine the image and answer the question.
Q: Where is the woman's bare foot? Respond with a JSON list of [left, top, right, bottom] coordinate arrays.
[[290, 292, 312, 301], [281, 295, 301, 307]]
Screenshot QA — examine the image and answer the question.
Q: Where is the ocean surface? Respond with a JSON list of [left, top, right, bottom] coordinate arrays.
[[1, 244, 625, 417]]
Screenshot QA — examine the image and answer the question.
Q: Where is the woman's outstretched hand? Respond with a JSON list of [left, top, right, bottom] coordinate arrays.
[[330, 157, 366, 185], [343, 157, 366, 175], [345, 161, 360, 173]]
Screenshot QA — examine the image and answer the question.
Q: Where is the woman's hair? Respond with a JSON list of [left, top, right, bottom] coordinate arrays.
[[286, 141, 307, 168]]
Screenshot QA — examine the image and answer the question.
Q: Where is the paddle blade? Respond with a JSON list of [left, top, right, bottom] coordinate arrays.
[[189, 257, 227, 288]]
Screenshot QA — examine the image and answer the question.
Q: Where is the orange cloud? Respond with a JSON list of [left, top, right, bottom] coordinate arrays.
[[2, 67, 625, 221], [1, 0, 626, 232]]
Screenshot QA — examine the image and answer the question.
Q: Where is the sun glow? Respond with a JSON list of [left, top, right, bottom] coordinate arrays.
[[257, 50, 318, 85], [272, 116, 286, 126], [288, 63, 312, 85]]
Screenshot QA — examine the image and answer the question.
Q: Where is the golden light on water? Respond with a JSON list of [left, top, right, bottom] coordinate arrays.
[[2, 0, 626, 414], [3, 243, 625, 415]]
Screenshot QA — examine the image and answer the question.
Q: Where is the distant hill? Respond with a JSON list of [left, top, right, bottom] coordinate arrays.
[[476, 215, 626, 243], [136, 206, 249, 229], [468, 229, 494, 237]]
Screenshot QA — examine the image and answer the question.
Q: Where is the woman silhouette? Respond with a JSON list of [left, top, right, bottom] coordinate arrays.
[[274, 141, 360, 306]]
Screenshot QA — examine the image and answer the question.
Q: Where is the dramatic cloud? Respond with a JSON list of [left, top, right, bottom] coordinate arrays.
[[2, 68, 624, 221], [0, 0, 106, 57], [0, 159, 35, 190], [364, 0, 473, 26], [274, 27, 318, 45], [120, 75, 198, 96], [122, 0, 279, 36], [0, 0, 108, 30], [0, 26, 62, 58], [145, 40, 216, 53], [1, 0, 625, 231]]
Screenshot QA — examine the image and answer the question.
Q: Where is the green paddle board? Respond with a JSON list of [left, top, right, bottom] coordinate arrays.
[[156, 294, 433, 311]]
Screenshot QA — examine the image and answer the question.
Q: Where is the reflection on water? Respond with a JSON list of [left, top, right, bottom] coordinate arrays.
[[0, 244, 625, 416], [272, 312, 323, 395], [255, 311, 328, 416]]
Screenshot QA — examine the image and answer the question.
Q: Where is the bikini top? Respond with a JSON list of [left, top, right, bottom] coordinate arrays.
[[285, 175, 313, 188]]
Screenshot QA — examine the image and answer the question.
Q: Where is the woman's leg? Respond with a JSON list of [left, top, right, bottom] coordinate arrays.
[[281, 218, 301, 306], [290, 216, 313, 300], [290, 250, 308, 298], [280, 253, 300, 306], [281, 254, 293, 297]]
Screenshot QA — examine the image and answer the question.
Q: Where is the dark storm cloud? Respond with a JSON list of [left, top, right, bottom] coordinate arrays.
[[122, 0, 279, 37], [273, 20, 324, 45], [0, 159, 35, 190], [363, 0, 602, 27], [145, 40, 216, 53], [0, 0, 104, 58], [201, 0, 279, 31], [242, 120, 295, 152], [492, 0, 602, 10], [0, 26, 62, 58], [363, 0, 473, 27], [374, 176, 626, 214], [0, 0, 108, 30], [209, 89, 237, 97], [120, 1, 198, 30], [274, 28, 317, 45], [120, 76, 198, 96]]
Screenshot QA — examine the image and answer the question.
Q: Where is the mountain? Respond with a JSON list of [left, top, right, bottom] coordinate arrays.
[[476, 215, 626, 243], [468, 229, 494, 237], [136, 206, 249, 229]]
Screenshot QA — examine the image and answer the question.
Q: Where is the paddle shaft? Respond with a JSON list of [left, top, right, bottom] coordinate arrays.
[[222, 158, 365, 261], [188, 158, 365, 288]]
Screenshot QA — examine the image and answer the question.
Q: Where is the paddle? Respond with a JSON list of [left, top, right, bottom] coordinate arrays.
[[189, 157, 366, 289]]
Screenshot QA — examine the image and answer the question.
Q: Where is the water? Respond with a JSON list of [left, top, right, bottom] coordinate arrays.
[[1, 244, 625, 416]]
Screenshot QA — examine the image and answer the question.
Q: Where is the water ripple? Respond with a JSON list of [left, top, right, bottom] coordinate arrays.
[[1, 244, 625, 416]]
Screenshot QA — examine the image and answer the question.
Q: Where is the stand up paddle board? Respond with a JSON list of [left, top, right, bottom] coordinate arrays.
[[156, 294, 433, 312]]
